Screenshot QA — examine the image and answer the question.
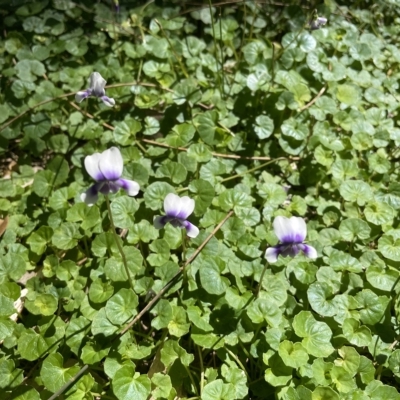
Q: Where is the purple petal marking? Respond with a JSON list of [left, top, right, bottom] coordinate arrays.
[[97, 181, 119, 194], [154, 215, 170, 229], [183, 221, 199, 238], [273, 216, 307, 244], [75, 89, 92, 103], [81, 183, 102, 206], [98, 147, 123, 181], [116, 178, 140, 196], [175, 196, 195, 219], [101, 96, 115, 107], [280, 233, 306, 244], [164, 193, 181, 218], [298, 244, 318, 259]]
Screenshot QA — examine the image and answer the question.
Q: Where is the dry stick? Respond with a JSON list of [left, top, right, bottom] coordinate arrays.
[[0, 91, 76, 132], [119, 210, 233, 336], [47, 365, 90, 400], [298, 86, 326, 112], [47, 210, 233, 400], [69, 103, 292, 162], [0, 81, 212, 134]]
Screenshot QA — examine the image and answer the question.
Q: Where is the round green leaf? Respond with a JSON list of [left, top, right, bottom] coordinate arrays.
[[112, 364, 151, 400], [105, 289, 138, 325]]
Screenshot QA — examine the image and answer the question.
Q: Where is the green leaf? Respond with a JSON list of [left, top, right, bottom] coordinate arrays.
[[0, 254, 26, 284], [25, 293, 58, 316], [336, 84, 361, 106], [40, 353, 80, 393], [247, 298, 282, 327], [254, 115, 274, 139], [105, 289, 138, 325], [292, 311, 334, 357], [195, 110, 219, 145], [52, 222, 82, 250], [89, 278, 114, 304], [91, 308, 118, 337], [143, 116, 160, 136], [168, 305, 190, 337], [165, 123, 196, 147], [112, 364, 151, 400], [355, 290, 389, 325], [110, 196, 139, 229], [160, 339, 194, 367], [339, 218, 371, 241], [339, 181, 373, 206], [364, 201, 395, 225], [27, 226, 53, 255], [189, 179, 215, 215], [0, 358, 23, 389], [144, 182, 175, 210], [156, 161, 187, 184], [307, 282, 336, 317], [199, 257, 229, 295], [278, 340, 309, 368], [378, 231, 400, 261], [342, 318, 372, 347], [312, 386, 339, 400], [201, 379, 236, 400]]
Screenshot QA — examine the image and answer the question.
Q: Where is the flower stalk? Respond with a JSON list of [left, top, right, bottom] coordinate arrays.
[[105, 195, 134, 291]]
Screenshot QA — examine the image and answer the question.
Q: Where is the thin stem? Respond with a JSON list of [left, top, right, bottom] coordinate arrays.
[[119, 210, 234, 336], [104, 195, 134, 291], [181, 229, 187, 261], [183, 364, 199, 397], [225, 347, 250, 379], [208, 0, 224, 97], [154, 19, 189, 79], [47, 365, 89, 400], [257, 263, 268, 296], [197, 345, 205, 395]]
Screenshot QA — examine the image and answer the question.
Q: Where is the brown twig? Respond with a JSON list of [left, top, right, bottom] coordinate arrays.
[[298, 86, 326, 112], [119, 210, 233, 336], [46, 211, 233, 400]]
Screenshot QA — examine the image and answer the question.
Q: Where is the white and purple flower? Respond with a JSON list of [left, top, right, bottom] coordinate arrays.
[[309, 16, 327, 30], [81, 147, 139, 206], [265, 216, 317, 263], [154, 193, 199, 238], [75, 72, 115, 107]]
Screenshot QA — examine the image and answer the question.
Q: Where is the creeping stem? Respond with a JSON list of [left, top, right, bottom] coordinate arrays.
[[104, 195, 134, 291]]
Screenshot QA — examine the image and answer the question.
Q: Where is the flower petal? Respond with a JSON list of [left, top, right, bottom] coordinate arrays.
[[176, 196, 195, 219], [75, 90, 91, 103], [183, 221, 199, 238], [154, 215, 169, 229], [163, 193, 181, 217], [98, 147, 123, 180], [265, 246, 280, 263], [273, 216, 307, 244], [299, 244, 318, 259], [80, 184, 100, 206], [89, 72, 106, 97], [116, 179, 140, 196], [84, 152, 105, 181], [101, 96, 115, 107]]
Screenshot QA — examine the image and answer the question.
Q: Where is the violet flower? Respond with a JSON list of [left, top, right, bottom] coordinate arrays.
[[154, 193, 199, 238], [75, 72, 115, 107], [310, 16, 327, 30], [265, 216, 317, 263], [81, 147, 139, 206]]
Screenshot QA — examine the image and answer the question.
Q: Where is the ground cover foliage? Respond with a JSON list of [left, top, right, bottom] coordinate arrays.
[[2, 0, 400, 398]]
